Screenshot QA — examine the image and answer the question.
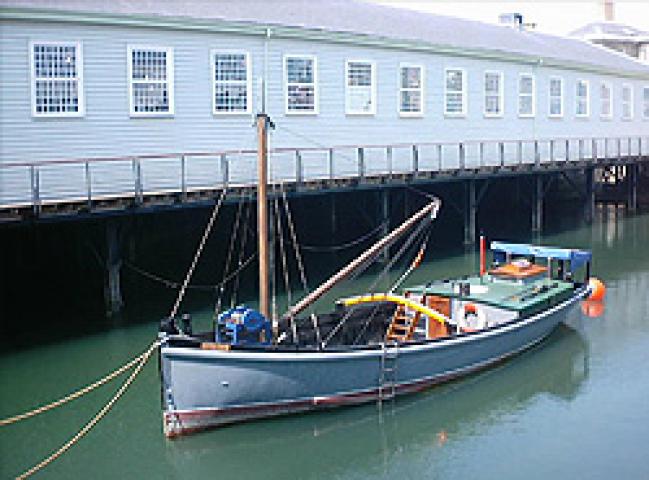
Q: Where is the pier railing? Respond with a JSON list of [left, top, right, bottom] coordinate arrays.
[[1, 136, 647, 215]]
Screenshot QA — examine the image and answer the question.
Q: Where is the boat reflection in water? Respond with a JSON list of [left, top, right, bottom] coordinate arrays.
[[165, 324, 588, 479]]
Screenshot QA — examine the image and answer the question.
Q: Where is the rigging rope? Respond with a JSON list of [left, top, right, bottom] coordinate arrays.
[[281, 187, 309, 292], [274, 189, 298, 342], [231, 194, 253, 307], [215, 194, 245, 316], [299, 221, 387, 252]]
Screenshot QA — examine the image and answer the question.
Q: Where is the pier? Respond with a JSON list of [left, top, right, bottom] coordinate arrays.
[[2, 134, 648, 315]]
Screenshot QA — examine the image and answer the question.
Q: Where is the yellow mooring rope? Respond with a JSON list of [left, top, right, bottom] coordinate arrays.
[[12, 340, 159, 479]]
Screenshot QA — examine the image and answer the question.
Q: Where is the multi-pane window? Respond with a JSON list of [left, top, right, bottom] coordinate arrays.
[[576, 80, 589, 117], [399, 64, 424, 116], [128, 46, 174, 116], [518, 74, 535, 117], [549, 77, 563, 117], [445, 68, 466, 116], [31, 42, 83, 116], [345, 60, 375, 115], [212, 52, 250, 114], [621, 84, 633, 120], [285, 55, 317, 114], [600, 82, 612, 118], [484, 71, 503, 117], [643, 87, 649, 120]]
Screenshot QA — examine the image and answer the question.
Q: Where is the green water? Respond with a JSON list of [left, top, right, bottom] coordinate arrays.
[[2, 205, 649, 479]]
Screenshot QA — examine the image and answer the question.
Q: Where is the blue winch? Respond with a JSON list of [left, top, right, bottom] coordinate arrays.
[[215, 306, 272, 346]]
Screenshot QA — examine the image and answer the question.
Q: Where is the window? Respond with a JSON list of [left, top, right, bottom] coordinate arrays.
[[576, 79, 589, 117], [484, 71, 503, 117], [212, 52, 251, 114], [445, 68, 466, 116], [621, 84, 633, 120], [600, 82, 612, 118], [285, 55, 317, 114], [643, 87, 649, 120], [549, 77, 563, 117], [399, 64, 424, 116], [518, 73, 535, 117], [30, 41, 83, 117], [128, 46, 174, 116], [345, 60, 375, 115]]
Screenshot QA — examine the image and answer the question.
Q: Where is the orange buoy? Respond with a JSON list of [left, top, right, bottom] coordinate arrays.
[[587, 277, 606, 301]]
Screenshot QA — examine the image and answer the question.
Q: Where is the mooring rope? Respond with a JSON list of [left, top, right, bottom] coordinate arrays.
[[7, 191, 229, 478], [15, 341, 159, 480]]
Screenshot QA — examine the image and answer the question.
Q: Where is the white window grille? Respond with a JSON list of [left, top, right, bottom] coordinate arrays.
[[445, 68, 466, 116], [600, 82, 612, 118], [212, 52, 251, 114], [576, 79, 589, 117], [621, 84, 633, 120], [399, 64, 424, 116], [549, 77, 563, 117], [518, 73, 535, 117], [30, 41, 84, 117], [128, 46, 174, 116], [285, 55, 317, 114], [484, 71, 503, 117], [643, 87, 649, 120], [345, 60, 375, 115]]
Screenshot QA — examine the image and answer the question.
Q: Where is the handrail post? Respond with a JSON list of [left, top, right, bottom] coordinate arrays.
[[499, 142, 505, 167], [534, 140, 540, 167], [437, 144, 443, 171], [295, 150, 303, 185], [180, 155, 187, 201], [617, 138, 621, 162], [220, 154, 229, 187], [550, 140, 554, 163], [579, 139, 584, 161], [592, 138, 598, 162], [412, 145, 419, 176], [565, 139, 570, 162], [132, 158, 142, 205], [459, 142, 465, 170], [604, 138, 609, 160], [328, 148, 334, 180], [517, 141, 522, 165], [627, 137, 632, 160], [386, 146, 393, 178], [85, 161, 92, 210], [479, 142, 484, 167], [357, 147, 365, 181], [30, 165, 40, 216]]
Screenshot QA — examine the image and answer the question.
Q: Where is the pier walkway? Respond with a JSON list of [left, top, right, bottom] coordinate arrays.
[[1, 135, 647, 227]]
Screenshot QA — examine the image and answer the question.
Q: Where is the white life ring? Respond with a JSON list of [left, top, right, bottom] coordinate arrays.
[[457, 303, 488, 332]]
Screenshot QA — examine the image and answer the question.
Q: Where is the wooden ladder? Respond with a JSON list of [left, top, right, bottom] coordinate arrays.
[[385, 294, 422, 342]]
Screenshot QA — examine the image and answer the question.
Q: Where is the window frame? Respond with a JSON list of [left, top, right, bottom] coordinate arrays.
[[548, 76, 564, 118], [210, 50, 252, 116], [29, 40, 85, 118], [483, 70, 504, 118], [398, 63, 425, 117], [284, 54, 318, 115], [642, 86, 649, 120], [444, 67, 467, 117], [127, 45, 175, 118], [518, 73, 535, 118], [600, 81, 613, 119], [344, 59, 376, 116], [575, 79, 590, 118], [621, 84, 634, 120]]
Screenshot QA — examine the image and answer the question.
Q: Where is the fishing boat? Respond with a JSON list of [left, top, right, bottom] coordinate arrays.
[[158, 115, 601, 437]]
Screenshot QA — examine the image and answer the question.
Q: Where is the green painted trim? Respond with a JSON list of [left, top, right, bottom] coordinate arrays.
[[2, 6, 649, 80]]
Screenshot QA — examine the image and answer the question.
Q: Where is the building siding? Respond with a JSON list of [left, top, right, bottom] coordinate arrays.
[[1, 19, 648, 205]]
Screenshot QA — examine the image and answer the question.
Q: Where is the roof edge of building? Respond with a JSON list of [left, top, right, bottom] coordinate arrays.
[[2, 5, 648, 80]]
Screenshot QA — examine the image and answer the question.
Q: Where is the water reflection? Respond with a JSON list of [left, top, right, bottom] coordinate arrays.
[[164, 325, 588, 479]]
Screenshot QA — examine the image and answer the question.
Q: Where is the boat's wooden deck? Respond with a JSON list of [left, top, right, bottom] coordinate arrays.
[[408, 276, 575, 313]]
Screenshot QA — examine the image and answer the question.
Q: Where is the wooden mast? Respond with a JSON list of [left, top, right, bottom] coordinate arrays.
[[257, 114, 270, 319], [284, 198, 441, 320]]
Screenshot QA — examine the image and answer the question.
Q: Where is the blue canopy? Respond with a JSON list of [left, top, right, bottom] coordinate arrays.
[[491, 241, 592, 270]]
